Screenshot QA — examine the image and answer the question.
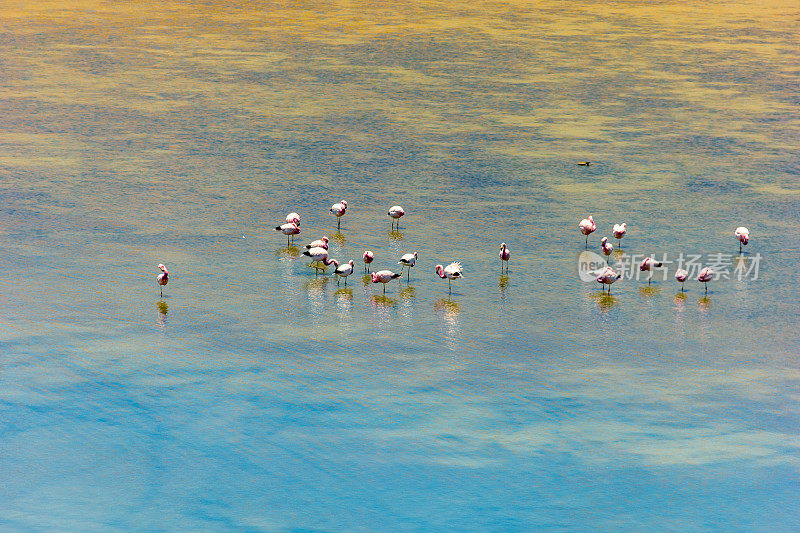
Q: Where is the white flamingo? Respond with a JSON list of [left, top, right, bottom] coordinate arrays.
[[333, 260, 355, 286], [363, 250, 374, 272], [499, 243, 510, 272], [735, 227, 750, 252], [601, 237, 613, 256], [371, 270, 401, 293], [675, 268, 688, 291], [275, 221, 300, 245], [435, 262, 463, 292], [302, 246, 335, 275], [285, 212, 301, 225], [388, 205, 405, 230], [596, 266, 621, 293], [305, 236, 329, 250], [613, 223, 626, 248], [330, 200, 347, 229], [639, 257, 663, 285], [398, 252, 417, 281], [698, 266, 713, 293], [157, 264, 169, 298], [579, 215, 596, 248]]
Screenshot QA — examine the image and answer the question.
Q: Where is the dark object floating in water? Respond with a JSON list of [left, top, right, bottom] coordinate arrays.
[[576, 161, 591, 166]]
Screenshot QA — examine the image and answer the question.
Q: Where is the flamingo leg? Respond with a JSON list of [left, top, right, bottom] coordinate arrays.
[[383, 284, 386, 294], [585, 235, 588, 248], [160, 288, 163, 298]]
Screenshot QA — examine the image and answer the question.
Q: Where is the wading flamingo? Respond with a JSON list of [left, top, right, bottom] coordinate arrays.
[[639, 257, 663, 285], [388, 205, 405, 230], [371, 270, 401, 293], [499, 243, 510, 272], [305, 236, 329, 250], [601, 237, 613, 256], [398, 252, 417, 281], [735, 227, 750, 253], [698, 266, 713, 293], [435, 262, 463, 292], [363, 250, 374, 272], [275, 222, 300, 245], [596, 266, 621, 293], [613, 223, 626, 248], [285, 212, 301, 225], [330, 201, 347, 229], [579, 216, 596, 248], [302, 246, 335, 275], [333, 260, 355, 286], [157, 264, 169, 298], [675, 268, 688, 291]]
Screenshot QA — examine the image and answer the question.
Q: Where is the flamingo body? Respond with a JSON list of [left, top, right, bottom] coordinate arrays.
[[334, 260, 355, 285], [499, 243, 510, 272], [698, 266, 713, 293], [435, 262, 463, 292], [330, 201, 347, 228], [579, 215, 596, 247], [596, 266, 621, 292], [305, 236, 329, 249], [735, 227, 750, 251], [157, 263, 169, 297], [388, 205, 405, 229], [285, 212, 301, 225], [398, 252, 417, 280], [371, 269, 401, 292], [363, 250, 374, 272], [601, 237, 613, 256]]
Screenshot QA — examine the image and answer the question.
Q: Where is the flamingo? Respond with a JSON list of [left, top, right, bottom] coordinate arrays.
[[275, 222, 300, 245], [398, 252, 417, 281], [333, 260, 355, 286], [735, 227, 750, 252], [600, 237, 613, 256], [435, 262, 463, 292], [596, 266, 621, 293], [285, 212, 301, 225], [363, 250, 374, 272], [639, 257, 663, 285], [675, 268, 688, 291], [698, 266, 713, 293], [579, 216, 596, 248], [157, 263, 169, 298], [388, 205, 405, 230], [302, 246, 335, 275], [499, 243, 510, 272], [371, 270, 401, 293], [305, 236, 329, 250], [613, 223, 626, 248], [330, 200, 347, 229]]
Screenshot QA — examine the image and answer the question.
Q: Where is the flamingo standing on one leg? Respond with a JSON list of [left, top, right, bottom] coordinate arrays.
[[305, 236, 329, 250], [675, 268, 688, 291], [285, 212, 301, 225], [157, 263, 169, 298], [333, 260, 355, 286], [579, 216, 596, 248], [600, 237, 613, 257], [371, 270, 401, 293], [302, 246, 335, 275], [435, 262, 463, 293], [275, 222, 301, 245], [330, 201, 347, 229], [596, 266, 621, 294], [698, 266, 713, 293], [398, 252, 417, 281], [735, 227, 750, 253], [613, 223, 626, 248], [499, 243, 510, 272], [639, 257, 663, 285], [388, 205, 405, 230], [363, 250, 374, 272]]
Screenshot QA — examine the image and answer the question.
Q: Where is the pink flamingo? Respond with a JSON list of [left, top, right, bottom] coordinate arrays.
[[333, 260, 355, 286], [157, 264, 169, 298], [675, 268, 688, 291], [596, 266, 621, 293], [639, 257, 663, 285], [499, 243, 510, 272], [613, 223, 626, 248], [579, 216, 596, 248], [330, 201, 347, 229], [285, 212, 301, 225], [388, 205, 405, 230], [363, 250, 374, 272], [398, 252, 417, 281], [305, 236, 329, 250], [275, 222, 300, 245], [435, 262, 463, 292], [735, 227, 750, 252], [600, 237, 613, 256], [302, 246, 335, 275], [698, 266, 713, 293], [371, 270, 401, 293]]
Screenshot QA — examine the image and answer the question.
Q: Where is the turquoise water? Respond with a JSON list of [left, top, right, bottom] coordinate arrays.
[[1, 1, 799, 529]]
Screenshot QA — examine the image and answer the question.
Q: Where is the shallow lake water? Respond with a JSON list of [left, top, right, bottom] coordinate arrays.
[[1, 0, 798, 530]]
